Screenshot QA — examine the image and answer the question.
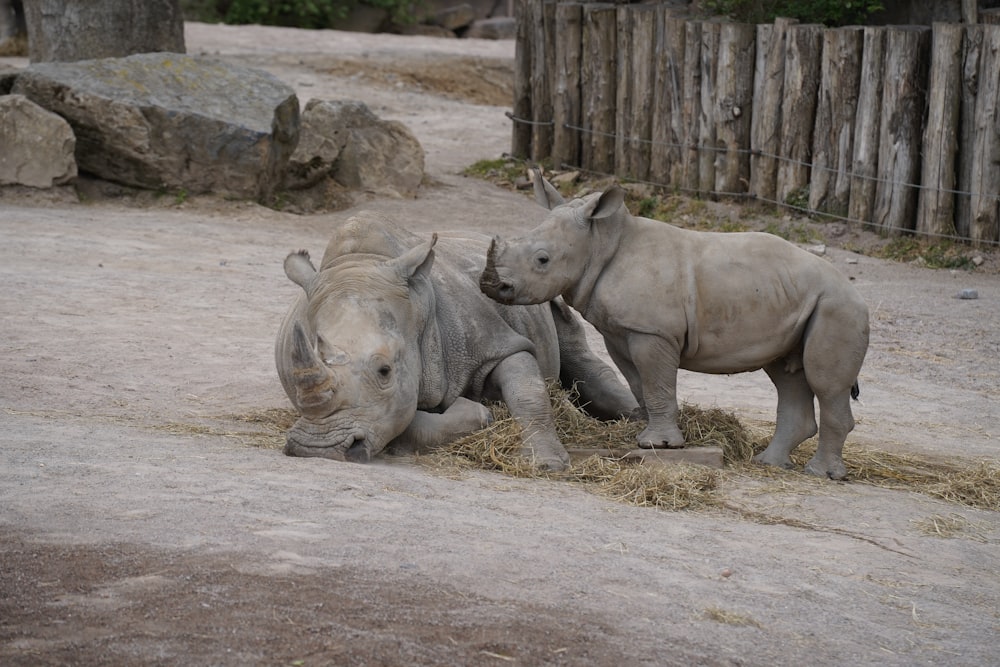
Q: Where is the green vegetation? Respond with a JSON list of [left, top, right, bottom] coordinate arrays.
[[179, 0, 418, 28], [762, 220, 821, 244], [875, 237, 977, 270], [702, 0, 884, 26], [462, 158, 530, 185]]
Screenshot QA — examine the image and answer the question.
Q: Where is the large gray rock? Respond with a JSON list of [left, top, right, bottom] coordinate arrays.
[[0, 94, 76, 188], [287, 99, 423, 198], [12, 53, 299, 201], [22, 0, 184, 63]]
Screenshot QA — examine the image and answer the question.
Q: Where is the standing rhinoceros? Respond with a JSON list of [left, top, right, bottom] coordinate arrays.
[[275, 211, 637, 470], [480, 173, 870, 480]]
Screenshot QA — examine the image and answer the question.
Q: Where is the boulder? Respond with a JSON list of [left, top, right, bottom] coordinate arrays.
[[287, 99, 424, 198], [0, 0, 26, 55], [12, 53, 299, 201], [0, 94, 76, 188], [22, 0, 184, 63], [429, 4, 477, 31], [464, 17, 516, 40]]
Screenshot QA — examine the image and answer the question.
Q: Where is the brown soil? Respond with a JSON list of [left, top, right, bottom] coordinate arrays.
[[1, 22, 998, 667]]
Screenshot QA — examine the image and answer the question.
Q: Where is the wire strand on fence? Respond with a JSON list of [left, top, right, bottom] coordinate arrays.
[[505, 111, 554, 127], [509, 115, 1000, 248]]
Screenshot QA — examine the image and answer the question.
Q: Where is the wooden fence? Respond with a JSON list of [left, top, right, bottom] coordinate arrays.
[[510, 2, 1000, 246]]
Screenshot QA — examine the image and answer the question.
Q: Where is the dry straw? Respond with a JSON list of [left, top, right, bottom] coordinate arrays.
[[218, 386, 999, 513]]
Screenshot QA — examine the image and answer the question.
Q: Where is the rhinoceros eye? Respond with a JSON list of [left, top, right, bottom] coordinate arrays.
[[533, 251, 550, 269], [373, 362, 393, 387]]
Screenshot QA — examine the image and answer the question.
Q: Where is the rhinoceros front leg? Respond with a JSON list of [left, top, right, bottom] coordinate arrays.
[[627, 333, 685, 449], [389, 399, 493, 455], [487, 351, 570, 471]]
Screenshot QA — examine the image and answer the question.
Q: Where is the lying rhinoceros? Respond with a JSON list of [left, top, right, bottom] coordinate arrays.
[[480, 173, 870, 480], [275, 211, 637, 470]]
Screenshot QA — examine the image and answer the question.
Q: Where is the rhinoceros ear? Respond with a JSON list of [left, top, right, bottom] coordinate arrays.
[[585, 186, 626, 220], [531, 168, 565, 210], [284, 250, 317, 291], [391, 233, 437, 282]]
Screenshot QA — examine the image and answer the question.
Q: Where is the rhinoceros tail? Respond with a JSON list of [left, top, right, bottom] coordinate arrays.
[[851, 381, 860, 401]]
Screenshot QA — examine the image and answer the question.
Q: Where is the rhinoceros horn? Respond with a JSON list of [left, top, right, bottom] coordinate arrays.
[[290, 321, 336, 412], [480, 237, 515, 303]]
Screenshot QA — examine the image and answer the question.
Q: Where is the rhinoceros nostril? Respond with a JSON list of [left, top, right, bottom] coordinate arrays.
[[344, 437, 371, 463]]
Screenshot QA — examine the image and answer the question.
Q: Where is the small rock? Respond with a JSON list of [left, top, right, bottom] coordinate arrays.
[[621, 182, 654, 199], [720, 568, 733, 578], [845, 257, 858, 265], [956, 289, 979, 300], [0, 94, 77, 188], [550, 170, 579, 187], [807, 244, 826, 257], [972, 255, 985, 267]]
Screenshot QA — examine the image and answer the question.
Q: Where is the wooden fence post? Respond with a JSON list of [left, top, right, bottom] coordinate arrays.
[[680, 20, 702, 193], [614, 4, 633, 177], [628, 5, 656, 180], [529, 0, 555, 163], [969, 24, 1000, 245], [775, 23, 823, 206], [510, 0, 532, 159], [581, 4, 617, 174], [872, 25, 930, 236], [749, 17, 797, 203], [956, 24, 984, 239], [848, 26, 887, 227], [649, 11, 686, 188], [714, 22, 755, 196], [809, 26, 863, 215], [614, 5, 655, 180], [552, 2, 582, 170], [698, 21, 721, 195], [916, 23, 963, 238]]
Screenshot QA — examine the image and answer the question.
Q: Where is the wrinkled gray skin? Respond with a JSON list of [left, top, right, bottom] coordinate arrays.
[[480, 173, 870, 480], [276, 211, 637, 470]]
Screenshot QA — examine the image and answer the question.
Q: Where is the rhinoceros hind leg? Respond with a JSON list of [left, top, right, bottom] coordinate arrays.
[[487, 351, 570, 471], [754, 361, 818, 470], [549, 299, 639, 420], [803, 390, 853, 480]]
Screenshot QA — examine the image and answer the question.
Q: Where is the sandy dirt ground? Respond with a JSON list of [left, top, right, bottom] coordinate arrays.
[[2, 23, 999, 666]]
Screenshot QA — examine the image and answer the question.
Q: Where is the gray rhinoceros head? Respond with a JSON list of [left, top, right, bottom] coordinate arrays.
[[280, 235, 437, 462], [480, 171, 626, 306]]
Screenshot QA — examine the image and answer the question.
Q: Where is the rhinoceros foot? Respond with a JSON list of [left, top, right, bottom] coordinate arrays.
[[636, 424, 686, 449], [803, 454, 848, 481], [520, 441, 570, 472], [752, 451, 796, 471]]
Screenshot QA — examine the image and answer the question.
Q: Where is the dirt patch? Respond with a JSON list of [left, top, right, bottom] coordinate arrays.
[[1, 22, 998, 667], [317, 53, 514, 106]]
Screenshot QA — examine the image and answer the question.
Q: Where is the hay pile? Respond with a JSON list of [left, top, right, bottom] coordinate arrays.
[[420, 385, 1000, 512], [215, 389, 999, 512], [422, 386, 763, 510]]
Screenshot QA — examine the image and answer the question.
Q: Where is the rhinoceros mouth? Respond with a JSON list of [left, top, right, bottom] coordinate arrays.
[[479, 275, 517, 305], [283, 419, 380, 463]]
